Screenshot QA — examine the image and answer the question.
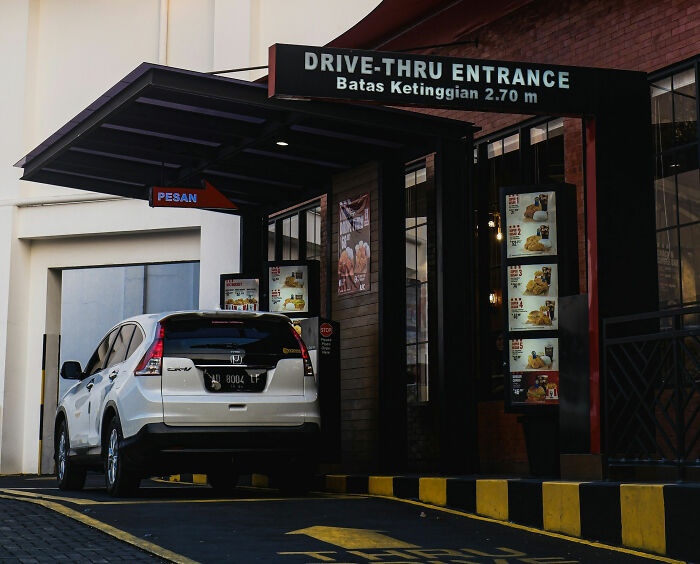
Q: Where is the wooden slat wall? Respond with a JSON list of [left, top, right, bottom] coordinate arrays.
[[331, 162, 380, 470]]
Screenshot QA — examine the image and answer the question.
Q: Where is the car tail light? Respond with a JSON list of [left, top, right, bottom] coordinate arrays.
[[291, 326, 315, 381], [135, 324, 164, 376]]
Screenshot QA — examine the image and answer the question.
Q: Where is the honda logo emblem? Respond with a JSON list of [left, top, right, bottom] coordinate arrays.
[[230, 350, 245, 365]]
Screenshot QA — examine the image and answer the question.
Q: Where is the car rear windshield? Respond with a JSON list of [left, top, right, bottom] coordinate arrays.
[[163, 316, 300, 358]]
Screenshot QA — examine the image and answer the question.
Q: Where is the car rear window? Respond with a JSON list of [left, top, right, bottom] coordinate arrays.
[[163, 316, 300, 358]]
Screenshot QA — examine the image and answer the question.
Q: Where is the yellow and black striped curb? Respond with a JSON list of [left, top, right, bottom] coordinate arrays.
[[320, 475, 697, 562], [171, 472, 697, 561]]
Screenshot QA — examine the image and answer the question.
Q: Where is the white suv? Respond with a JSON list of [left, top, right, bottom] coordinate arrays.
[[55, 310, 320, 496]]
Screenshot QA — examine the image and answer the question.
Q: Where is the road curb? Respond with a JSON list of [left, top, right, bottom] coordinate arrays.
[[198, 473, 693, 562]]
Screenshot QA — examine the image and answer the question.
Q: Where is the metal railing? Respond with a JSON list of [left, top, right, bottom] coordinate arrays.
[[603, 306, 700, 479]]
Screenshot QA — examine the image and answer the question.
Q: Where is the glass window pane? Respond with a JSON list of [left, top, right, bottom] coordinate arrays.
[[283, 217, 290, 259], [530, 124, 546, 145], [306, 207, 322, 260], [268, 221, 276, 261], [673, 69, 697, 147], [503, 133, 520, 153], [677, 169, 700, 226], [406, 227, 417, 278], [681, 223, 700, 303], [406, 344, 418, 403], [126, 326, 144, 359], [419, 283, 429, 343], [415, 167, 427, 184], [657, 229, 680, 307], [106, 325, 133, 368], [655, 175, 677, 229], [417, 343, 429, 402], [405, 172, 416, 187], [487, 140, 502, 159], [416, 224, 428, 283], [651, 78, 674, 152], [547, 117, 564, 138], [289, 214, 299, 260], [406, 282, 417, 345]]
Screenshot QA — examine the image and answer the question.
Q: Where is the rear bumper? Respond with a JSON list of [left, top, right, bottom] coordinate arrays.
[[121, 422, 320, 472]]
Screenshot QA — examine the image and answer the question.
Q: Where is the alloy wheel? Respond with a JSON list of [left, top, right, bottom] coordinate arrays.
[[57, 432, 66, 481], [107, 427, 119, 486]]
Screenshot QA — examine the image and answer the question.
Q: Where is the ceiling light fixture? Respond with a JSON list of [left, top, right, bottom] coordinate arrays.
[[276, 141, 289, 147]]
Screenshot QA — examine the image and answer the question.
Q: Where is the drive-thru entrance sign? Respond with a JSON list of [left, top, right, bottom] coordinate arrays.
[[268, 44, 657, 463]]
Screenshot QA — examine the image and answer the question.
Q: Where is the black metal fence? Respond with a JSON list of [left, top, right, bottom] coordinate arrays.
[[603, 306, 700, 479]]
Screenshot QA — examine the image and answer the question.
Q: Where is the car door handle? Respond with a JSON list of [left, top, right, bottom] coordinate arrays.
[[86, 380, 94, 391], [109, 370, 118, 381]]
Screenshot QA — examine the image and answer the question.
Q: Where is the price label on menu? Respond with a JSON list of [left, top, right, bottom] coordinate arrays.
[[506, 191, 557, 258]]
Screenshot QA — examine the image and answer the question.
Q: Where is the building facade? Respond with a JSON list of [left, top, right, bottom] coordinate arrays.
[[0, 0, 380, 474]]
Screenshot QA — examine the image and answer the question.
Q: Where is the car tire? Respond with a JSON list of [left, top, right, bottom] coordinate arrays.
[[55, 421, 87, 491], [104, 415, 140, 497], [207, 465, 239, 495]]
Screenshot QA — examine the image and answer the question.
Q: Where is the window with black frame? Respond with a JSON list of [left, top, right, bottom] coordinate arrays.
[[405, 164, 430, 403], [651, 64, 700, 311], [267, 203, 322, 262]]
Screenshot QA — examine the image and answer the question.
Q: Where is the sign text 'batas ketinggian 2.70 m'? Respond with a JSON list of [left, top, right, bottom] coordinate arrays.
[[268, 44, 639, 115]]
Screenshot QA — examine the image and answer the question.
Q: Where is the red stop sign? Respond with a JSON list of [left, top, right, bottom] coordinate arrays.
[[320, 323, 333, 338]]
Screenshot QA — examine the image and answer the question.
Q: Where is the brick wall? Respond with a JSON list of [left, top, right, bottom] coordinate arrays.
[[478, 401, 529, 475], [331, 162, 380, 471], [408, 0, 700, 473], [412, 0, 700, 138]]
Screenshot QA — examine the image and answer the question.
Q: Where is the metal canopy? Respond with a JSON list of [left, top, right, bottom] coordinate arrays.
[[17, 63, 476, 213]]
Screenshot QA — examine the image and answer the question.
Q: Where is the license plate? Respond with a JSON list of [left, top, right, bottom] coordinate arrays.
[[203, 369, 266, 393]]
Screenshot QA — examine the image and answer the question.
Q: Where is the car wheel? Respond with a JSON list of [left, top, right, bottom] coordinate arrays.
[[104, 415, 140, 497], [207, 465, 239, 495], [55, 421, 86, 491]]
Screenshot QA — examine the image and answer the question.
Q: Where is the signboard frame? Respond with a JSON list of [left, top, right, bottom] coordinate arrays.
[[500, 183, 578, 413], [265, 259, 320, 319], [219, 273, 260, 311]]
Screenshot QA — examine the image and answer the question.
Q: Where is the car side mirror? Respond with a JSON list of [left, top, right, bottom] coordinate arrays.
[[60, 361, 84, 380]]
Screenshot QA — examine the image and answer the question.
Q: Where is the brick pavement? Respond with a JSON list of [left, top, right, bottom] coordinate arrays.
[[0, 497, 165, 563]]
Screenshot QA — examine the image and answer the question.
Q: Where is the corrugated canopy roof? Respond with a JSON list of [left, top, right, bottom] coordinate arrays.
[[17, 63, 476, 213]]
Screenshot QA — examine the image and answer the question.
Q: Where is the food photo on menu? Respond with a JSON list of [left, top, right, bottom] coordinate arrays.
[[505, 191, 557, 258], [509, 264, 557, 296], [223, 278, 259, 311], [511, 371, 560, 405], [269, 265, 309, 313], [509, 337, 558, 372], [507, 264, 558, 331]]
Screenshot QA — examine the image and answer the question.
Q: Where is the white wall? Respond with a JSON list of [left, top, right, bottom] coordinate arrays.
[[0, 0, 380, 473]]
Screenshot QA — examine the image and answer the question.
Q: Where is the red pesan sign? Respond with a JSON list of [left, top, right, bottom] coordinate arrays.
[[149, 180, 237, 210]]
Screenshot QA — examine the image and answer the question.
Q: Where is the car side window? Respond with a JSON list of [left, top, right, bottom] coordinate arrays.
[[126, 325, 144, 359], [105, 325, 134, 369], [85, 329, 118, 376]]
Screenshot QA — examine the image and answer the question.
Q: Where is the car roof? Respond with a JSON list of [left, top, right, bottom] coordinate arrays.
[[119, 309, 292, 327]]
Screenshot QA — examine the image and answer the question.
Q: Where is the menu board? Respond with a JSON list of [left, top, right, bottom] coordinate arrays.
[[222, 278, 259, 311], [338, 193, 371, 295], [505, 191, 557, 258], [507, 264, 558, 331], [269, 265, 309, 314]]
